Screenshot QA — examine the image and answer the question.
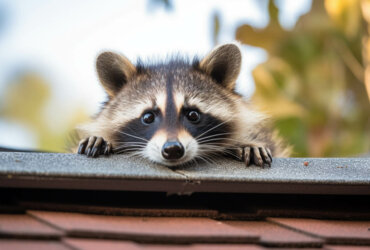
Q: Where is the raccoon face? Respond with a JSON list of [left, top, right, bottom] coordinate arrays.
[[95, 44, 242, 166]]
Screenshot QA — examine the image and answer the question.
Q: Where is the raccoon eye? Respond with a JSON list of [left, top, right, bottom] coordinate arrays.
[[142, 112, 155, 124], [186, 110, 201, 123]]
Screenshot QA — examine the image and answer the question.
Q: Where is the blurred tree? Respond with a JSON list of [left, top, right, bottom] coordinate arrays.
[[0, 72, 89, 152], [212, 11, 221, 47], [236, 0, 370, 157], [361, 0, 370, 103]]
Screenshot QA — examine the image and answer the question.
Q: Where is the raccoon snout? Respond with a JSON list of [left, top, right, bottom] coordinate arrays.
[[161, 141, 185, 160]]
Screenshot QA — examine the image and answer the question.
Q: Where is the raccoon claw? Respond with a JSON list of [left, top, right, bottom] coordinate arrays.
[[242, 146, 272, 167], [77, 136, 113, 157]]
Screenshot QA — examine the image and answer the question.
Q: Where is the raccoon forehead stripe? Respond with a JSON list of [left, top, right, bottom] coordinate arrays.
[[164, 74, 178, 131]]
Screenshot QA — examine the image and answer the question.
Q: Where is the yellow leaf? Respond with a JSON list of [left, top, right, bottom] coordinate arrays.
[[252, 65, 305, 118], [325, 0, 361, 38]]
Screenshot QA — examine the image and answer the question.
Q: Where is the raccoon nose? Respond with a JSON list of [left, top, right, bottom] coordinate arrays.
[[162, 141, 184, 160]]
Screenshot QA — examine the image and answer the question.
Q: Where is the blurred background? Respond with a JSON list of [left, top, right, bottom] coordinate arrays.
[[0, 0, 369, 157]]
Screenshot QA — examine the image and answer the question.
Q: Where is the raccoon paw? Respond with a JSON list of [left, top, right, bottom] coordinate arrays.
[[77, 136, 113, 157], [236, 146, 272, 167]]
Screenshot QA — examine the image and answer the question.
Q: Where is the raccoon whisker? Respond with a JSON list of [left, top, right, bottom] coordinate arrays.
[[217, 137, 252, 144], [116, 131, 149, 142], [116, 141, 147, 144], [121, 149, 144, 156], [116, 143, 146, 148], [194, 158, 203, 167], [202, 151, 228, 163], [197, 132, 234, 142], [202, 136, 259, 147], [180, 158, 197, 168], [203, 152, 221, 161], [198, 148, 225, 156], [116, 142, 147, 147], [198, 144, 240, 159], [111, 140, 147, 150], [114, 147, 144, 154], [116, 144, 145, 148], [197, 138, 236, 144], [211, 148, 239, 159], [197, 137, 234, 144], [198, 151, 225, 158], [118, 145, 145, 149], [198, 142, 237, 150], [222, 149, 240, 159], [196, 155, 216, 165], [128, 151, 145, 156], [188, 158, 196, 165], [196, 156, 212, 165], [115, 148, 144, 154], [123, 152, 145, 161], [198, 138, 239, 147], [115, 150, 140, 155], [197, 133, 232, 141], [198, 145, 225, 151], [190, 158, 198, 167], [195, 119, 233, 140], [200, 143, 240, 151], [198, 142, 227, 148], [203, 154, 219, 165]]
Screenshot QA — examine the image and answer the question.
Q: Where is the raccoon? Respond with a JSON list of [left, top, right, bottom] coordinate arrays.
[[76, 43, 290, 167]]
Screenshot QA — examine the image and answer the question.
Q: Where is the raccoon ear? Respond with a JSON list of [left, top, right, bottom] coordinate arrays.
[[199, 43, 241, 90], [96, 52, 136, 97]]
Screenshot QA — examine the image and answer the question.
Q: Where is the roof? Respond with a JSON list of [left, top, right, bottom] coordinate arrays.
[[1, 152, 369, 194], [1, 152, 370, 249]]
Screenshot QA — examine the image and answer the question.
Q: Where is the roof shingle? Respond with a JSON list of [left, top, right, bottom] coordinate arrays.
[[224, 220, 323, 247], [0, 240, 70, 250], [268, 218, 370, 245], [1, 152, 369, 195], [0, 214, 63, 239], [1, 152, 370, 249], [28, 211, 259, 244]]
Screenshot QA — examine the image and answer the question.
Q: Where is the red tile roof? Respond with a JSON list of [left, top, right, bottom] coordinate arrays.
[[1, 152, 370, 249], [62, 239, 266, 250], [0, 214, 62, 239], [0, 240, 70, 250], [27, 211, 259, 244], [269, 218, 370, 245], [1, 201, 370, 249], [224, 220, 322, 247], [1, 187, 370, 249]]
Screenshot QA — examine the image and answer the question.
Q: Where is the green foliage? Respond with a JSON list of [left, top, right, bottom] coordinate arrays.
[[1, 0, 369, 157], [236, 0, 370, 157]]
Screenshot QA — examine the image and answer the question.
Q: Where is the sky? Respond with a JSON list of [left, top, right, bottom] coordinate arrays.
[[0, 0, 311, 149]]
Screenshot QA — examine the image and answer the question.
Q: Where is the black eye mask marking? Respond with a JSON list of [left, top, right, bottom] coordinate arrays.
[[113, 102, 231, 156], [181, 109, 232, 144], [114, 110, 161, 152]]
